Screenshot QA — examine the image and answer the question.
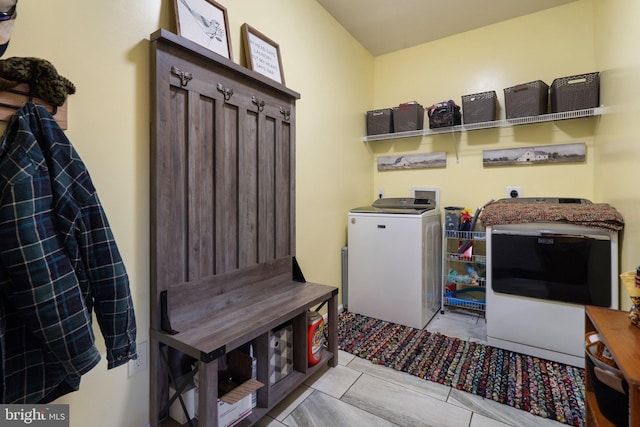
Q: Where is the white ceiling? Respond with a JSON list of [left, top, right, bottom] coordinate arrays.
[[316, 0, 578, 56]]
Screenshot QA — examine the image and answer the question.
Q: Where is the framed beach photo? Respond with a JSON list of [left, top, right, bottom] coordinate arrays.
[[241, 23, 285, 84], [174, 0, 232, 59]]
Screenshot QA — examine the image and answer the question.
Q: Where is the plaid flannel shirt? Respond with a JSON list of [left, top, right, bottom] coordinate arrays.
[[0, 103, 137, 403]]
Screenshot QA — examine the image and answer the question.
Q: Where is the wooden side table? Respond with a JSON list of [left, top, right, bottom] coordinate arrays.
[[585, 305, 640, 426]]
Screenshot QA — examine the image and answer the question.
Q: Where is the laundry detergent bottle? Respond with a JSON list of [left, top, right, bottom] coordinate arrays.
[[307, 311, 324, 366]]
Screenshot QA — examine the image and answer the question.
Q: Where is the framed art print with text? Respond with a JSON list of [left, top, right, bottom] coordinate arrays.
[[174, 0, 232, 59], [241, 23, 285, 84]]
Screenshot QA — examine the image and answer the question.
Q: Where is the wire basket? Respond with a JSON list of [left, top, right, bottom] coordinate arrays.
[[444, 288, 485, 311], [444, 230, 486, 240]]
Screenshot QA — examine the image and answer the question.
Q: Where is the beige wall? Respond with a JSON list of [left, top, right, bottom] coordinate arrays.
[[371, 1, 597, 211], [223, 1, 374, 292], [2, 0, 638, 425], [593, 0, 640, 307], [4, 2, 168, 426], [3, 1, 371, 426]]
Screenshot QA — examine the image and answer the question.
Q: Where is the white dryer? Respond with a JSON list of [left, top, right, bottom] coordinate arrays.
[[347, 198, 442, 329], [486, 198, 619, 367]]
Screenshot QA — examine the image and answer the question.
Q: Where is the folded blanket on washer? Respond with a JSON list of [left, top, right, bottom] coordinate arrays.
[[480, 200, 624, 231]]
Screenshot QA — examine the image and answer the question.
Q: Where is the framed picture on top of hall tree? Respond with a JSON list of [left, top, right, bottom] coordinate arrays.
[[174, 0, 233, 59], [241, 23, 285, 84]]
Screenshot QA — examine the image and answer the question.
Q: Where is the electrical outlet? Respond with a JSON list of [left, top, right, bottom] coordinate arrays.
[[128, 341, 147, 377], [506, 186, 521, 198]]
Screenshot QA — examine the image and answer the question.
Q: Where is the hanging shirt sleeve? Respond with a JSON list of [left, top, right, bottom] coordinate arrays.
[[0, 177, 101, 377]]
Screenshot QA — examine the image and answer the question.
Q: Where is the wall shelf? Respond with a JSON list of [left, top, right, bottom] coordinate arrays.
[[362, 107, 602, 142]]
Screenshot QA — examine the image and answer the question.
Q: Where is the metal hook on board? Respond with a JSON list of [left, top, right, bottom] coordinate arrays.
[[280, 107, 290, 122], [251, 96, 265, 112], [216, 83, 234, 101], [170, 65, 193, 87]]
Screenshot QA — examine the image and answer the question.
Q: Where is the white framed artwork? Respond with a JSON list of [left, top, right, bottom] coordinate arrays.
[[174, 0, 232, 59]]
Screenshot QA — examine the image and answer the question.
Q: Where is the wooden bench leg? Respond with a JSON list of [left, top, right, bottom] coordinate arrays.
[[197, 357, 219, 427], [328, 292, 338, 367]]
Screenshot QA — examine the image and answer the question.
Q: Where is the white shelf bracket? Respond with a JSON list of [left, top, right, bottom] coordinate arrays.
[[450, 128, 459, 163]]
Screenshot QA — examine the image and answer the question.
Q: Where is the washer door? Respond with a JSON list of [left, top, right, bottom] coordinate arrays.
[[347, 214, 424, 328]]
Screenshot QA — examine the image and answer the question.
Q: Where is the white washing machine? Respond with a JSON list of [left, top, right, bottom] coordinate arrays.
[[347, 198, 442, 329]]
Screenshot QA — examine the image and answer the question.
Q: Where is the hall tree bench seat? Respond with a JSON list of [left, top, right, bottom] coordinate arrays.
[[150, 258, 338, 427], [154, 260, 337, 361], [149, 29, 338, 426]]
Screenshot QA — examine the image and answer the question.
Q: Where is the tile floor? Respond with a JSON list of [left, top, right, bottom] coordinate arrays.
[[255, 307, 567, 427]]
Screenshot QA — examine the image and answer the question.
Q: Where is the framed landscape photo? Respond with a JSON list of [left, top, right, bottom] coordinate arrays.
[[241, 23, 285, 84], [174, 0, 232, 59]]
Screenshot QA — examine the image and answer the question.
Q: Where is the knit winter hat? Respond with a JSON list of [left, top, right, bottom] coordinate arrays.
[[0, 57, 76, 106], [0, 0, 17, 57]]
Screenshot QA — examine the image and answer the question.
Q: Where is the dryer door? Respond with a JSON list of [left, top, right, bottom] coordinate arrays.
[[491, 227, 612, 306]]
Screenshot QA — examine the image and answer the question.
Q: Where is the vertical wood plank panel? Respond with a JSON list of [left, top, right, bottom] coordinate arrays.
[[238, 109, 259, 268], [189, 95, 216, 279], [289, 109, 297, 256], [165, 86, 188, 285], [203, 96, 217, 277], [151, 47, 170, 332], [216, 102, 240, 273], [276, 121, 291, 257], [187, 91, 199, 282], [258, 115, 276, 263]]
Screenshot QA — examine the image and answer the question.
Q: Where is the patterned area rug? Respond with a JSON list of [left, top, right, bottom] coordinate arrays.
[[337, 311, 585, 427]]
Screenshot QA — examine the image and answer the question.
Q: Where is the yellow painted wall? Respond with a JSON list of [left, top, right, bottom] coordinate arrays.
[[2, 0, 371, 426], [3, 2, 169, 426], [223, 1, 374, 293], [371, 1, 598, 212], [593, 0, 640, 309]]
